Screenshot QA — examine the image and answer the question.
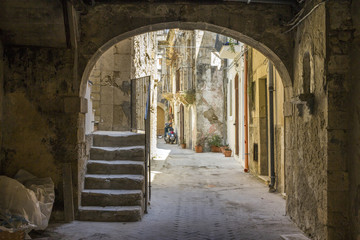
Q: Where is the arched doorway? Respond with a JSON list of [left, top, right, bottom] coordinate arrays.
[[76, 5, 297, 234]]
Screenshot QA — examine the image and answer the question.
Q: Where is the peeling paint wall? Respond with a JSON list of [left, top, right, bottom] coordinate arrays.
[[131, 32, 158, 157], [195, 31, 226, 150], [89, 39, 132, 131]]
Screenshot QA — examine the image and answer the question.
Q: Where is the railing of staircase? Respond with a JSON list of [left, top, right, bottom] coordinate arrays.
[[130, 76, 151, 213], [144, 79, 151, 214]]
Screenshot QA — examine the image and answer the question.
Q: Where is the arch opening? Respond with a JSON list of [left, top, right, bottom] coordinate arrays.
[[77, 27, 288, 226], [79, 22, 292, 99]]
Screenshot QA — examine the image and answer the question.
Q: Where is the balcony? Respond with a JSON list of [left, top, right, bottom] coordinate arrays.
[[219, 44, 241, 59]]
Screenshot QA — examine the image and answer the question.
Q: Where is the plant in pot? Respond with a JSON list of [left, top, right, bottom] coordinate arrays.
[[224, 146, 232, 157], [180, 139, 186, 149], [195, 140, 203, 153], [195, 135, 206, 153], [208, 135, 222, 152], [220, 144, 229, 154]]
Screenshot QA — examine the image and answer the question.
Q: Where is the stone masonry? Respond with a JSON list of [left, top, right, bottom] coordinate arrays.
[[0, 1, 359, 239]]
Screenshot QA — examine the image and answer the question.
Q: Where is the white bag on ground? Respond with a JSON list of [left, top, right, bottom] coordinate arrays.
[[14, 170, 55, 230], [0, 176, 42, 232], [0, 170, 55, 232]]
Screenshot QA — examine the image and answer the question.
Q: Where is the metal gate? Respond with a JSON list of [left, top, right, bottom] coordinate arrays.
[[130, 76, 151, 213]]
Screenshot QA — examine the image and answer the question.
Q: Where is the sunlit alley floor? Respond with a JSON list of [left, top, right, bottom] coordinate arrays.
[[40, 140, 306, 240]]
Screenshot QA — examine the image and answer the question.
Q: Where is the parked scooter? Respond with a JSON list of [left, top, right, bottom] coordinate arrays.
[[164, 123, 177, 144]]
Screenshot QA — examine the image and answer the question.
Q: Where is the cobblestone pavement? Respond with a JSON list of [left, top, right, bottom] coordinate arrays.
[[42, 141, 305, 240]]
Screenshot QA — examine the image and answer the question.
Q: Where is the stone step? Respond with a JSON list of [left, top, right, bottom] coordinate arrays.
[[84, 174, 144, 190], [78, 206, 142, 222], [93, 131, 145, 147], [81, 189, 143, 207], [90, 146, 145, 161], [87, 160, 144, 175]]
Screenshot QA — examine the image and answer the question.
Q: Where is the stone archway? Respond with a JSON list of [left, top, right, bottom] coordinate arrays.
[[77, 2, 296, 216], [78, 2, 295, 98], [76, 1, 298, 235]]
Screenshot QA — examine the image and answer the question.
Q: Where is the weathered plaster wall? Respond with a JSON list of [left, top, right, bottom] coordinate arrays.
[[195, 31, 226, 150], [89, 39, 132, 131], [286, 2, 328, 239], [349, 1, 360, 238], [131, 32, 158, 157], [248, 48, 269, 176], [247, 48, 285, 193], [2, 47, 79, 212], [224, 44, 245, 166], [274, 70, 285, 194]]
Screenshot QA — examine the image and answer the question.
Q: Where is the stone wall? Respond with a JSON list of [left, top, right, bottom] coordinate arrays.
[[195, 31, 226, 150], [2, 47, 79, 212], [326, 1, 353, 239], [349, 1, 360, 238], [131, 32, 158, 157], [89, 39, 132, 131], [286, 2, 328, 239]]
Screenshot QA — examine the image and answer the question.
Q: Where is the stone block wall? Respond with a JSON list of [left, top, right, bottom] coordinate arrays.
[[89, 39, 132, 131], [286, 2, 328, 239], [326, 1, 352, 239]]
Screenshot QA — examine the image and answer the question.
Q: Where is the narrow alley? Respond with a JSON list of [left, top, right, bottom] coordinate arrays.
[[42, 141, 306, 240]]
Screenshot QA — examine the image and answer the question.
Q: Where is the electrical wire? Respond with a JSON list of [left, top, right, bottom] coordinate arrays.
[[284, 0, 328, 33]]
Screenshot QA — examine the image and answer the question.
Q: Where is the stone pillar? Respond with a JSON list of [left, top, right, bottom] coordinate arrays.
[[326, 1, 353, 239]]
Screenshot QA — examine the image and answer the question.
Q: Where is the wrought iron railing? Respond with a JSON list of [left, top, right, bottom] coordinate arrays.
[[130, 76, 151, 213]]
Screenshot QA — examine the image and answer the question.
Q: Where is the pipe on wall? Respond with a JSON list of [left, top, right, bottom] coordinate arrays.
[[224, 0, 298, 8], [244, 46, 249, 173], [268, 61, 276, 191]]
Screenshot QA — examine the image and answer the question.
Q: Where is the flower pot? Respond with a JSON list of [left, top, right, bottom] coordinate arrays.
[[224, 150, 232, 157], [220, 146, 226, 153], [211, 145, 221, 152], [181, 143, 186, 149], [195, 145, 203, 153]]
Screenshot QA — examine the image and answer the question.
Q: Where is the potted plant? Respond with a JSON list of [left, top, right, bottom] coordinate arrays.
[[224, 147, 232, 157], [208, 134, 222, 152], [180, 139, 186, 149], [195, 135, 206, 153], [220, 144, 228, 154]]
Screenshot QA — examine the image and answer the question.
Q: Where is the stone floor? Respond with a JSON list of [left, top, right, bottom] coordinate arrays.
[[36, 140, 307, 240]]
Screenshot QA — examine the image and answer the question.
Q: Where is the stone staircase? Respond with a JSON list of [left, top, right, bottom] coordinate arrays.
[[79, 131, 145, 222]]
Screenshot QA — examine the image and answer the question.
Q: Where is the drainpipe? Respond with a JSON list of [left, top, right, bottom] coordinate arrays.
[[268, 61, 276, 191], [244, 47, 249, 173]]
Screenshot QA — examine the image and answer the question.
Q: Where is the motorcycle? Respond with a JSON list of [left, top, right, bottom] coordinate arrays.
[[164, 123, 177, 144]]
